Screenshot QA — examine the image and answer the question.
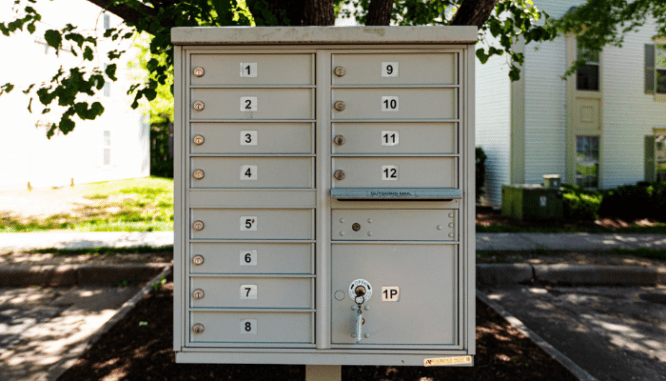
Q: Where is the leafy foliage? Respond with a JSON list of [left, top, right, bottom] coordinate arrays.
[[0, 0, 556, 136]]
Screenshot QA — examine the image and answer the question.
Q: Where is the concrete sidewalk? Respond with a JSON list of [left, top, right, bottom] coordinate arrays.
[[1, 231, 666, 253]]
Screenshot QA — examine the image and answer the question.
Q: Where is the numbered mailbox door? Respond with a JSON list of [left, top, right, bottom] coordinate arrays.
[[189, 243, 313, 275], [332, 157, 457, 188], [190, 208, 314, 240], [190, 157, 314, 189], [191, 54, 313, 86], [191, 89, 313, 120], [190, 277, 313, 308], [191, 123, 313, 154], [189, 311, 313, 344], [331, 89, 456, 120], [331, 244, 457, 346], [331, 53, 456, 86], [331, 123, 456, 155]]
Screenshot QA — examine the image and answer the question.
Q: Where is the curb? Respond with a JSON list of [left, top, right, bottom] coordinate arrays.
[[477, 264, 666, 287], [477, 290, 599, 381], [0, 264, 168, 287], [43, 266, 173, 381]]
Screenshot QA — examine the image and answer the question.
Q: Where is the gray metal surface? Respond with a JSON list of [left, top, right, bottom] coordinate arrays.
[[190, 208, 313, 240], [331, 187, 462, 200], [331, 89, 456, 120], [190, 277, 313, 308], [190, 311, 313, 344], [191, 123, 313, 154], [191, 54, 313, 86], [190, 157, 314, 188], [191, 89, 314, 120], [190, 243, 313, 274], [331, 209, 457, 241], [331, 244, 457, 345], [332, 122, 456, 155], [331, 157, 457, 188], [332, 53, 456, 86]]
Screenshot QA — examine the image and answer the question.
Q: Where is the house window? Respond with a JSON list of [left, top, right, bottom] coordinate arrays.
[[657, 133, 666, 181], [645, 44, 655, 93], [575, 136, 599, 188], [577, 45, 599, 91], [103, 130, 111, 166], [645, 43, 666, 96]]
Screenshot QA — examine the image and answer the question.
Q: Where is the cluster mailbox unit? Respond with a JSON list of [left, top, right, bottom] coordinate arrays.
[[172, 26, 477, 366]]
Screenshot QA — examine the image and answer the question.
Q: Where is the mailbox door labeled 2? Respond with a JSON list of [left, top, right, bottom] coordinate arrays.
[[331, 244, 457, 346]]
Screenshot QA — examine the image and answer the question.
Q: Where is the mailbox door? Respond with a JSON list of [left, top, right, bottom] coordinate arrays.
[[190, 209, 313, 240], [331, 244, 457, 346], [191, 89, 314, 120], [331, 209, 457, 241], [331, 123, 456, 155], [331, 89, 456, 120], [190, 157, 314, 189], [190, 277, 313, 308], [191, 54, 313, 86], [190, 243, 313, 275], [191, 123, 313, 154], [331, 157, 457, 189]]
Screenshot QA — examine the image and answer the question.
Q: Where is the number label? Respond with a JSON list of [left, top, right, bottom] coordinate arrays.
[[240, 131, 258, 146], [240, 165, 258, 180], [381, 62, 399, 77], [240, 216, 257, 231], [381, 131, 399, 146], [240, 285, 257, 299], [240, 62, 257, 77], [240, 96, 258, 112], [382, 286, 400, 302], [381, 96, 399, 112], [240, 319, 257, 334], [240, 250, 257, 266], [381, 165, 399, 181]]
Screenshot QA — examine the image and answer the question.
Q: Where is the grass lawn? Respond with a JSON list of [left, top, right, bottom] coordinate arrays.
[[0, 177, 173, 233]]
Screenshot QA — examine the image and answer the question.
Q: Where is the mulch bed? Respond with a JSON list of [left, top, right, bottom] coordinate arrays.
[[60, 277, 577, 381]]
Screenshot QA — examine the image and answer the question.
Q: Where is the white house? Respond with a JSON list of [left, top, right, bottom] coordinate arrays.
[[476, 0, 666, 206], [0, 0, 149, 190]]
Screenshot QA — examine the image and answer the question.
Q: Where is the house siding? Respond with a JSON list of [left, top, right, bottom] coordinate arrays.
[[475, 35, 512, 206]]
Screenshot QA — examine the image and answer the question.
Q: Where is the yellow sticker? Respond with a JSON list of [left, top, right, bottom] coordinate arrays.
[[423, 356, 472, 367]]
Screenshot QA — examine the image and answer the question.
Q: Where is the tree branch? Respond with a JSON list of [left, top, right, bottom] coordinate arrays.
[[303, 0, 334, 25], [451, 0, 499, 27], [86, 0, 160, 27], [366, 0, 393, 25]]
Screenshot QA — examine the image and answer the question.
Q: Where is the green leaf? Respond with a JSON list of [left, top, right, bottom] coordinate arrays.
[[83, 46, 94, 61], [27, 22, 35, 34], [44, 29, 61, 48], [105, 63, 117, 81]]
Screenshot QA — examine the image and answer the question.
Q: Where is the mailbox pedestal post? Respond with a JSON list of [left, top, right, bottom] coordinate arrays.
[[172, 26, 477, 368]]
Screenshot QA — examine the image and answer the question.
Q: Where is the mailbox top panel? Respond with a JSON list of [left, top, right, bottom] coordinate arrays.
[[172, 26, 478, 45]]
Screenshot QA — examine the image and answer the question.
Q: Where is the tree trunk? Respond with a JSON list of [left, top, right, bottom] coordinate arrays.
[[451, 0, 499, 28], [303, 0, 335, 25], [366, 0, 393, 26]]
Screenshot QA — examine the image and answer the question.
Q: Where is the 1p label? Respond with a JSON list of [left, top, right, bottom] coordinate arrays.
[[382, 286, 400, 302]]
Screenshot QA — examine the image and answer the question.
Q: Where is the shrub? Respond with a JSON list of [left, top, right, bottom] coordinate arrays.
[[476, 147, 487, 202], [561, 184, 602, 220], [598, 181, 666, 221]]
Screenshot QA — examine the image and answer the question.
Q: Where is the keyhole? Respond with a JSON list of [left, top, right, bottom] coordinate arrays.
[[355, 286, 366, 297]]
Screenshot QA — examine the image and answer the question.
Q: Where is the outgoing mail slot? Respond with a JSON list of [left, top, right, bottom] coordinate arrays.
[[191, 54, 313, 86], [331, 53, 456, 86], [331, 244, 456, 345], [191, 89, 313, 120], [190, 243, 313, 274], [190, 157, 313, 189], [331, 89, 456, 120], [332, 123, 456, 155], [332, 157, 456, 188], [191, 123, 313, 154], [332, 209, 457, 241], [190, 208, 313, 240], [190, 277, 313, 308], [189, 311, 313, 344]]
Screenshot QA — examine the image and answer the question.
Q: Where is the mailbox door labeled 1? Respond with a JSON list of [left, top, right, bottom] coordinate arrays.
[[331, 244, 458, 346]]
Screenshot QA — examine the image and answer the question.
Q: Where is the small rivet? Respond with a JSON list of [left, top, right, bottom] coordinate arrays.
[[367, 218, 373, 223], [449, 212, 454, 218], [364, 305, 369, 311], [192, 255, 204, 266], [192, 169, 204, 180], [437, 225, 443, 230], [193, 67, 205, 77], [367, 231, 373, 236], [351, 305, 357, 311], [449, 222, 454, 228], [340, 231, 345, 236], [192, 220, 204, 231], [192, 135, 205, 145], [339, 218, 345, 223], [448, 233, 454, 238], [351, 333, 356, 338], [333, 66, 346, 77], [364, 333, 370, 338], [334, 100, 346, 112], [193, 101, 205, 111]]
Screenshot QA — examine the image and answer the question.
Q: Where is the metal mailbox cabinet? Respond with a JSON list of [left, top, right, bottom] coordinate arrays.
[[172, 26, 476, 366]]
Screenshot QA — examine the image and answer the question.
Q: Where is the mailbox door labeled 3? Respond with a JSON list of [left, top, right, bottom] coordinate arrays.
[[331, 244, 457, 346]]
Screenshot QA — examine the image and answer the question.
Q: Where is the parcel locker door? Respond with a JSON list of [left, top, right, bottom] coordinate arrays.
[[331, 244, 457, 346]]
